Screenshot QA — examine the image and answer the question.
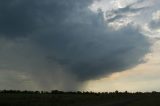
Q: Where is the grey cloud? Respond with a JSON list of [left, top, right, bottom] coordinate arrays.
[[0, 0, 150, 90], [148, 10, 160, 31], [149, 20, 160, 30], [113, 4, 145, 14], [0, 0, 91, 37], [106, 0, 147, 22], [106, 15, 124, 22]]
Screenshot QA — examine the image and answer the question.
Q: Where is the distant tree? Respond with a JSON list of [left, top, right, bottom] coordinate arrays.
[[51, 90, 64, 94], [115, 90, 119, 94]]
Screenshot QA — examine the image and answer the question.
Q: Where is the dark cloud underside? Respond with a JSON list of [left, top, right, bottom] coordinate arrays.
[[0, 0, 150, 90]]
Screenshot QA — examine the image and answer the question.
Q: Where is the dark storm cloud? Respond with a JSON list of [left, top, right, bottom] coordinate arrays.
[[0, 0, 150, 90], [0, 0, 91, 37], [0, 0, 35, 37]]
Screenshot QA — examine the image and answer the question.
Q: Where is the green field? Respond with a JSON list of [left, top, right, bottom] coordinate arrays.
[[0, 90, 159, 106]]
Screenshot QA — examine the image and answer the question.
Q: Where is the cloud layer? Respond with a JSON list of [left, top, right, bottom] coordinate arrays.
[[0, 0, 150, 90]]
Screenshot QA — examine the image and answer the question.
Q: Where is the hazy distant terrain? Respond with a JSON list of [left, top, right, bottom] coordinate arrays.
[[0, 90, 159, 106]]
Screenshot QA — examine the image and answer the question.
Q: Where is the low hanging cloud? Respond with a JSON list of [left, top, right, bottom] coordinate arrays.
[[0, 0, 150, 90]]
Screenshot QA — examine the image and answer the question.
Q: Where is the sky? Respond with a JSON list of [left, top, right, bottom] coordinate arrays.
[[0, 0, 160, 92]]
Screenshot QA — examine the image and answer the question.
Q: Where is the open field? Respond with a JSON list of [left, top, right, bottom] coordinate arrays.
[[0, 90, 159, 106]]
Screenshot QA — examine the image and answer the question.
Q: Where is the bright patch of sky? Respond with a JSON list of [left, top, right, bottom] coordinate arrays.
[[85, 0, 160, 92]]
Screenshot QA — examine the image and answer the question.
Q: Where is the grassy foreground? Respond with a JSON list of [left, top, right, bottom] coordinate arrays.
[[0, 90, 159, 106]]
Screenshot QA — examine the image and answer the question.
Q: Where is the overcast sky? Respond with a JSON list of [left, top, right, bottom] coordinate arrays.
[[0, 0, 159, 91]]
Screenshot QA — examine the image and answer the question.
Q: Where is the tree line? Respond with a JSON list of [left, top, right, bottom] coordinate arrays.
[[0, 90, 159, 95]]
